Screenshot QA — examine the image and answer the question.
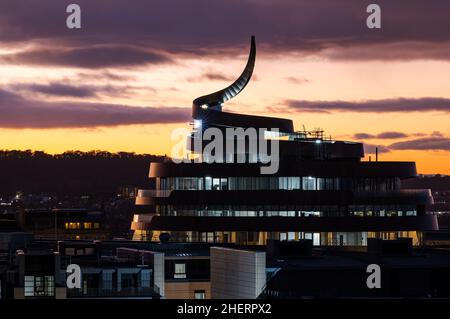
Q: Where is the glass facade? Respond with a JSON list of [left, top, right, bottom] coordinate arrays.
[[134, 175, 424, 247], [162, 230, 421, 246], [157, 204, 416, 217], [24, 275, 55, 297], [157, 176, 400, 192]]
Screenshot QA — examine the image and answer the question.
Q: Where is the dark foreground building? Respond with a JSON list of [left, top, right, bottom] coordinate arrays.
[[260, 240, 450, 299]]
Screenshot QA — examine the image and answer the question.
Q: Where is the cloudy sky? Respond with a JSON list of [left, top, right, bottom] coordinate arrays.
[[1, 0, 450, 173]]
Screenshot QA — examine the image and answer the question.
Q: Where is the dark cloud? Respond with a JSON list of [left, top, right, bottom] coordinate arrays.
[[377, 131, 409, 139], [363, 144, 391, 154], [354, 131, 408, 139], [354, 133, 375, 139], [203, 73, 235, 81], [12, 83, 97, 98], [390, 137, 450, 151], [361, 134, 450, 153], [76, 71, 135, 82], [0, 0, 450, 69], [0, 89, 189, 128], [321, 42, 450, 61], [3, 45, 172, 69], [284, 97, 450, 113], [188, 72, 235, 82], [10, 82, 145, 98]]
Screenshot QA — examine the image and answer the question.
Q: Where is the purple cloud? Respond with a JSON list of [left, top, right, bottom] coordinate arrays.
[[390, 137, 450, 151], [354, 133, 375, 139], [76, 71, 135, 82], [354, 131, 409, 139], [3, 45, 172, 69], [12, 83, 97, 98], [188, 72, 235, 82], [377, 131, 409, 139], [11, 82, 143, 98], [0, 0, 450, 69], [285, 98, 450, 113], [363, 144, 391, 154], [0, 89, 189, 128]]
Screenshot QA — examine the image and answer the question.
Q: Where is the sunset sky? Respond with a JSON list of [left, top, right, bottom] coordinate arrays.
[[1, 0, 450, 174]]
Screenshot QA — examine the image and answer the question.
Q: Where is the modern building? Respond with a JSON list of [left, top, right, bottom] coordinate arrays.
[[131, 36, 438, 246], [21, 208, 109, 241]]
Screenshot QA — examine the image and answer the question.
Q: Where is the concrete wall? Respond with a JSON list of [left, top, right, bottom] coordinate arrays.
[[210, 247, 266, 299]]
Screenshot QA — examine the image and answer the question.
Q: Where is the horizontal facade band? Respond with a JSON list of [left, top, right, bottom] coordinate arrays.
[[142, 215, 438, 232], [149, 161, 417, 178], [152, 189, 433, 206]]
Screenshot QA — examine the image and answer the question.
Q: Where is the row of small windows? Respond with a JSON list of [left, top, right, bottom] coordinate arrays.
[[157, 204, 416, 217], [64, 222, 100, 230], [157, 176, 399, 192]]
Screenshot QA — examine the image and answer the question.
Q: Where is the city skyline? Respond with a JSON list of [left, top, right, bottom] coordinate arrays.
[[1, 1, 450, 174]]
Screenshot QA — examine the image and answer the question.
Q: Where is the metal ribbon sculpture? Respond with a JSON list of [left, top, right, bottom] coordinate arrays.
[[192, 36, 256, 118]]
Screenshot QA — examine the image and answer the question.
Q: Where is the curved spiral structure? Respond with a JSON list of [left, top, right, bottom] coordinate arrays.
[[192, 36, 256, 117], [191, 36, 294, 133]]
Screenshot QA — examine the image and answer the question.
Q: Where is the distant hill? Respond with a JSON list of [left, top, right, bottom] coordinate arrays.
[[0, 150, 167, 196]]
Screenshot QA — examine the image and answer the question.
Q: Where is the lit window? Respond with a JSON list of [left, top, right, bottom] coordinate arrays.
[[212, 178, 221, 190], [174, 263, 186, 279], [94, 222, 100, 229], [302, 177, 317, 190], [194, 290, 206, 299], [67, 222, 81, 229], [83, 222, 92, 229], [24, 276, 54, 297], [205, 177, 212, 190]]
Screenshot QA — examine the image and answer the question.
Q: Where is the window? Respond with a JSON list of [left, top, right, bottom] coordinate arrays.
[[290, 177, 301, 190], [83, 280, 88, 295], [313, 233, 321, 246], [141, 270, 151, 288], [103, 272, 113, 290], [24, 276, 54, 297], [65, 222, 81, 229], [195, 290, 206, 299], [205, 177, 212, 190], [212, 178, 221, 190], [220, 178, 228, 190], [303, 177, 317, 190], [83, 222, 92, 229], [174, 263, 186, 279]]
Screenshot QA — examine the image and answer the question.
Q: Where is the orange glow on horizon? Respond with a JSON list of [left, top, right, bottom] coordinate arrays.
[[1, 56, 450, 174]]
